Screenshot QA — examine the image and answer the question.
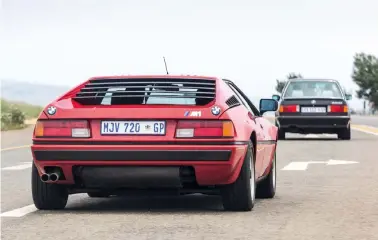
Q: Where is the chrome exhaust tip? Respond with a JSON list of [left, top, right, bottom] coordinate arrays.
[[49, 173, 60, 182], [41, 173, 50, 182]]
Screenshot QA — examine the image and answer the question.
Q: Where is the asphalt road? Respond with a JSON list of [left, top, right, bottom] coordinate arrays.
[[1, 116, 378, 240], [351, 115, 378, 128]]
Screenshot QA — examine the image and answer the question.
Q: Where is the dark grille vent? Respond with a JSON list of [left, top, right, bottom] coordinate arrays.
[[73, 78, 216, 106], [225, 95, 240, 108]]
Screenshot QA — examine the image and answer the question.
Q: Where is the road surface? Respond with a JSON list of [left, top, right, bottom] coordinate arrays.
[[1, 116, 378, 240], [351, 115, 378, 128]]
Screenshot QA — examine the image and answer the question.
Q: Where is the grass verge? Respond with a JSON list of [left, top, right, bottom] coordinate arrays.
[[1, 98, 43, 131]]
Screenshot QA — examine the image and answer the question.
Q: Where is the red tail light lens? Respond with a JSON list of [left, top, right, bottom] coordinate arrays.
[[279, 105, 299, 113], [35, 120, 90, 138], [328, 105, 348, 113], [175, 120, 234, 138]]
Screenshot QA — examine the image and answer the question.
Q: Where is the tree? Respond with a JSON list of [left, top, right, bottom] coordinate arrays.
[[351, 52, 378, 110], [275, 72, 303, 93]]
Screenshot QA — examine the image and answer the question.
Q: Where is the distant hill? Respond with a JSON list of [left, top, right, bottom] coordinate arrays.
[[0, 79, 70, 107]]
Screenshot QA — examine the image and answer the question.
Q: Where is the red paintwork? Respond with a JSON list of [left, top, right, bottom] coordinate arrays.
[[31, 75, 278, 186]]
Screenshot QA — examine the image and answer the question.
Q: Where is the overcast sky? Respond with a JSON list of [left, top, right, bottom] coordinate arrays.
[[1, 0, 378, 109]]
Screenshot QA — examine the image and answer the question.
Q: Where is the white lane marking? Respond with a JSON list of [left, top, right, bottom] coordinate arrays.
[[327, 159, 359, 165], [282, 159, 359, 171], [304, 134, 319, 138], [287, 134, 335, 139], [1, 163, 32, 171], [281, 161, 323, 170], [281, 162, 309, 170], [351, 127, 378, 136], [1, 204, 37, 217]]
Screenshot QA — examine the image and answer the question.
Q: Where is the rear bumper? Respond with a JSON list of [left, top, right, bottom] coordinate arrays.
[[276, 116, 350, 129], [31, 141, 249, 187], [33, 150, 231, 161]]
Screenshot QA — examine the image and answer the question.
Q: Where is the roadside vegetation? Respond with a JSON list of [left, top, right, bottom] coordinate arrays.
[[1, 98, 43, 131]]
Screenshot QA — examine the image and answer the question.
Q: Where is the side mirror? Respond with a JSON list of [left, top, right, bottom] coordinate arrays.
[[345, 94, 352, 100], [259, 99, 278, 115], [272, 94, 281, 102]]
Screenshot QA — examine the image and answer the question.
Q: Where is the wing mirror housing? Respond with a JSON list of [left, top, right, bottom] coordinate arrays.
[[259, 99, 278, 115], [272, 94, 281, 102], [345, 94, 352, 100]]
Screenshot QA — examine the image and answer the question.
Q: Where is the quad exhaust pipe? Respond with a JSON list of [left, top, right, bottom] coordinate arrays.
[[40, 172, 60, 182], [49, 173, 60, 181], [41, 173, 50, 182]]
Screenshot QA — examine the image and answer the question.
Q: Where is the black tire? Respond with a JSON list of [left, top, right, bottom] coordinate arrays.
[[256, 151, 276, 198], [275, 121, 285, 140], [220, 141, 256, 211], [87, 192, 111, 198], [278, 128, 286, 140], [338, 126, 351, 140], [31, 163, 68, 210]]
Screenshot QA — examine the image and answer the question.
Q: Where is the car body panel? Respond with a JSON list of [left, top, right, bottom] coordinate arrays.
[[256, 116, 278, 171], [31, 75, 278, 191]]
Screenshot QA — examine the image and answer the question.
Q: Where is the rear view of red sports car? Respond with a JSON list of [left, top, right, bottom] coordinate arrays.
[[31, 75, 279, 211]]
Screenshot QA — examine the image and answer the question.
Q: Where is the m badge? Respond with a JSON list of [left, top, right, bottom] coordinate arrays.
[[184, 111, 202, 117]]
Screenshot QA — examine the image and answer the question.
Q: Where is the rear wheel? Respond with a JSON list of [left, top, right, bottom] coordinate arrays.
[[278, 128, 286, 140], [220, 141, 256, 211], [32, 163, 68, 210], [275, 120, 286, 140], [338, 126, 351, 140], [256, 151, 276, 198]]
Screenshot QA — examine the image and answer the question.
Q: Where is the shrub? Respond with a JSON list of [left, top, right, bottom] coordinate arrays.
[[1, 102, 27, 130], [10, 106, 26, 125], [1, 98, 42, 130]]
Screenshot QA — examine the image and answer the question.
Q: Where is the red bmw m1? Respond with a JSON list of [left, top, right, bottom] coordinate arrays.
[[31, 75, 279, 211]]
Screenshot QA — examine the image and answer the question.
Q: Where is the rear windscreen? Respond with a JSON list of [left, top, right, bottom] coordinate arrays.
[[283, 81, 343, 99], [73, 78, 216, 106]]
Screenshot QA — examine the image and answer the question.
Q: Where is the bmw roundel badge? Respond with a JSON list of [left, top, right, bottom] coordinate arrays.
[[47, 106, 57, 115], [211, 106, 221, 115]]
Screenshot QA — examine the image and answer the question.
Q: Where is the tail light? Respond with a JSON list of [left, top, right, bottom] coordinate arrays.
[[175, 120, 235, 138], [35, 120, 90, 138], [279, 105, 299, 113], [327, 105, 348, 113]]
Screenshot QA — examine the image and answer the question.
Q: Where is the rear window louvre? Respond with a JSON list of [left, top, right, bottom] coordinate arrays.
[[73, 78, 216, 106], [225, 95, 240, 108]]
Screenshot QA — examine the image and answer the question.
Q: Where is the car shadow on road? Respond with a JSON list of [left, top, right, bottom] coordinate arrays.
[[37, 194, 264, 214]]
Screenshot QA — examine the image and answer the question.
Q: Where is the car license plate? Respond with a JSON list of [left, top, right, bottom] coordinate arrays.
[[301, 107, 326, 113], [101, 121, 166, 135]]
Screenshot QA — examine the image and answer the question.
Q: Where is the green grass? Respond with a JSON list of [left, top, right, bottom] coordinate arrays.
[[1, 98, 43, 119], [1, 98, 43, 131]]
